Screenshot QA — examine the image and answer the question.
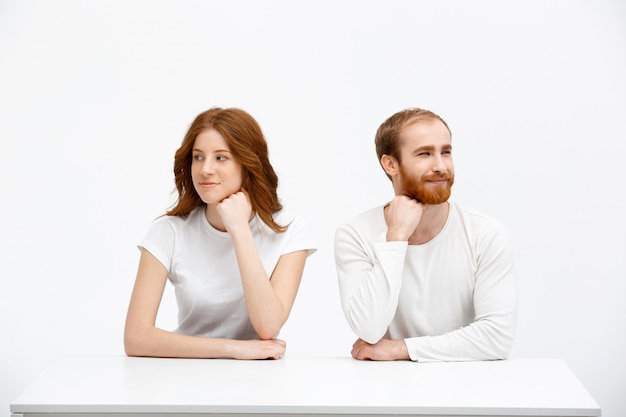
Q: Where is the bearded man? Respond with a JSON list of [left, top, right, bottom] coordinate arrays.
[[334, 108, 517, 362]]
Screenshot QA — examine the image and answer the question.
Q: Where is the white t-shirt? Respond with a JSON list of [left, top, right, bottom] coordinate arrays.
[[335, 201, 517, 362], [140, 206, 317, 340]]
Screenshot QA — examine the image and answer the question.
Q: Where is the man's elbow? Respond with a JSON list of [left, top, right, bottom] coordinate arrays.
[[498, 334, 515, 359], [360, 334, 384, 345], [348, 318, 386, 345], [487, 327, 516, 360]]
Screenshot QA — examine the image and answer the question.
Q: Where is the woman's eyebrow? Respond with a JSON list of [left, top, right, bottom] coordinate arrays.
[[192, 148, 232, 153]]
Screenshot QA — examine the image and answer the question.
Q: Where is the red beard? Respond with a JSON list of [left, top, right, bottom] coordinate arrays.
[[399, 165, 454, 205]]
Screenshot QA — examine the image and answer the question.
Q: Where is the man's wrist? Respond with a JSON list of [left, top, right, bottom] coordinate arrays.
[[386, 231, 409, 242], [396, 339, 410, 360]]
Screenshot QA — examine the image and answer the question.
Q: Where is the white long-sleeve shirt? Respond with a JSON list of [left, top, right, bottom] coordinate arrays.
[[334, 202, 517, 362]]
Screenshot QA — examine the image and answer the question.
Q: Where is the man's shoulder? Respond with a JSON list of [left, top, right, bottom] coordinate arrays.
[[344, 205, 385, 227], [336, 205, 386, 240], [452, 201, 490, 219], [450, 202, 507, 234]]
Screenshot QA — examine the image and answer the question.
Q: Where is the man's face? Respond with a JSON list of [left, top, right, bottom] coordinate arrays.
[[395, 119, 454, 205]]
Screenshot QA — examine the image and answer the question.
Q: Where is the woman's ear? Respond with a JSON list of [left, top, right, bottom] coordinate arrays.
[[380, 154, 398, 177]]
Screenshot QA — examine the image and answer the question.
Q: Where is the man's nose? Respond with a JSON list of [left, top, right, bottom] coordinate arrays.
[[432, 155, 447, 173]]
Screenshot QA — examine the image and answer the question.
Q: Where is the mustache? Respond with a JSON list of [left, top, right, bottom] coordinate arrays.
[[423, 173, 452, 181]]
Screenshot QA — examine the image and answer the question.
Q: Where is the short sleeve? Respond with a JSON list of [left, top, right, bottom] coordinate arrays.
[[138, 216, 176, 271], [282, 215, 317, 257]]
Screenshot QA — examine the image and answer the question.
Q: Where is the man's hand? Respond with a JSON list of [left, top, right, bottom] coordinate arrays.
[[351, 338, 410, 361], [385, 195, 424, 242], [216, 190, 252, 234]]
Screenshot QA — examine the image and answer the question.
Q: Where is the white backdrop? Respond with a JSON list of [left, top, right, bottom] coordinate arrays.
[[1, 1, 625, 416]]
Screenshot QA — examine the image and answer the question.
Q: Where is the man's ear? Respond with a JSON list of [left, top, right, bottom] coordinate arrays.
[[381, 154, 399, 177]]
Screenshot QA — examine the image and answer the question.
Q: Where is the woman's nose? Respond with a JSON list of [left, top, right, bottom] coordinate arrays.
[[201, 160, 215, 175]]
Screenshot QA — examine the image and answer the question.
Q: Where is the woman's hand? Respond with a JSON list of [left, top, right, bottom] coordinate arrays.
[[231, 338, 287, 360], [216, 190, 253, 234]]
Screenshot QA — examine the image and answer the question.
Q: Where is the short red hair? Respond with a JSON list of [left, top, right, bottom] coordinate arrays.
[[375, 108, 451, 180]]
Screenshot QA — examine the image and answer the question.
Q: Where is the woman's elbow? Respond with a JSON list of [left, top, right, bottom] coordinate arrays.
[[254, 323, 282, 340], [252, 315, 287, 340], [124, 334, 140, 357], [124, 326, 149, 357]]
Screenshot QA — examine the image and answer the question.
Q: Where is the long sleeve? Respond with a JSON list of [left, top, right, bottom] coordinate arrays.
[[404, 216, 517, 362], [334, 218, 407, 343], [334, 203, 517, 362]]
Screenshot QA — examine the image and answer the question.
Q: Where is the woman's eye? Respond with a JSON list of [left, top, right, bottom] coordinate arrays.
[[193, 154, 203, 161], [216, 155, 227, 161]]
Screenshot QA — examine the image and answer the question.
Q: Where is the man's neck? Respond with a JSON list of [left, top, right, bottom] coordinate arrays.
[[408, 201, 450, 245]]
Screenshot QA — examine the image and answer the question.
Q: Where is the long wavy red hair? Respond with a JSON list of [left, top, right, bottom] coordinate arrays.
[[166, 108, 286, 233]]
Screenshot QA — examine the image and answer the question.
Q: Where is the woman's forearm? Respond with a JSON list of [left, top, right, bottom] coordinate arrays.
[[229, 227, 288, 339], [124, 324, 286, 359]]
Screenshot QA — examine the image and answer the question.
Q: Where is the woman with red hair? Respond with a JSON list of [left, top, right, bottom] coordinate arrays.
[[124, 108, 316, 359]]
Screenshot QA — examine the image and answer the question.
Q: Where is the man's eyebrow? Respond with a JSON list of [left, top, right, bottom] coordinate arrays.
[[413, 144, 452, 152], [412, 145, 435, 153]]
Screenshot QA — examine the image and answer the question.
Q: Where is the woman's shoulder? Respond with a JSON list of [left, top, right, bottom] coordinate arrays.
[[268, 210, 317, 254], [149, 206, 204, 231], [251, 209, 311, 238], [272, 209, 299, 225], [252, 209, 301, 235], [276, 209, 318, 234]]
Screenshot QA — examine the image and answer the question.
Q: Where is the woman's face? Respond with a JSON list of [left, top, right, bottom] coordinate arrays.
[[191, 128, 243, 205]]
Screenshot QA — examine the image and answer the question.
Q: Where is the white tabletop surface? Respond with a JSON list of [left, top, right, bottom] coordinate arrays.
[[11, 355, 600, 416]]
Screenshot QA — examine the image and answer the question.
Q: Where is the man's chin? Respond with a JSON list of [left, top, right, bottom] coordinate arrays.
[[414, 190, 451, 205]]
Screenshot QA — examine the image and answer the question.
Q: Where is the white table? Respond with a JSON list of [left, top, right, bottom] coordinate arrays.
[[11, 355, 600, 417]]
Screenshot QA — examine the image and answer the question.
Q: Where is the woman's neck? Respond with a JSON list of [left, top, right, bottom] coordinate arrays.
[[204, 204, 227, 232]]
